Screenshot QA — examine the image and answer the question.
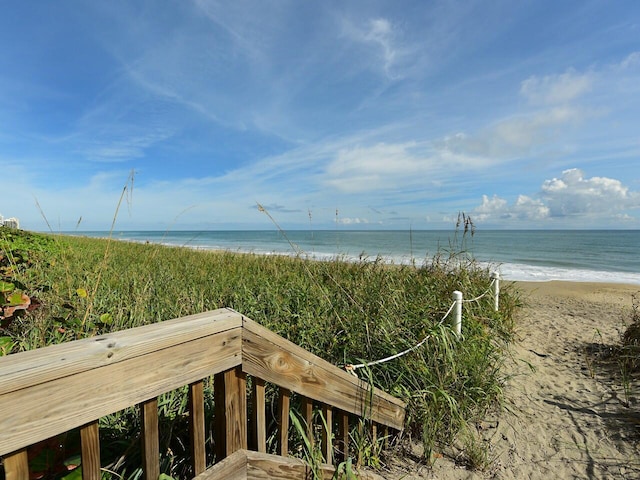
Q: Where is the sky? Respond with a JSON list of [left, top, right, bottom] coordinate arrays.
[[1, 0, 639, 231]]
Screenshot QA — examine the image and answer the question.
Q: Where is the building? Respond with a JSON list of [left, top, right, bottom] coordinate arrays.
[[2, 217, 20, 229]]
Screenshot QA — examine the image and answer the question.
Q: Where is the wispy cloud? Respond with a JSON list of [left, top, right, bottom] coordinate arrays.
[[520, 69, 594, 105], [340, 17, 403, 78]]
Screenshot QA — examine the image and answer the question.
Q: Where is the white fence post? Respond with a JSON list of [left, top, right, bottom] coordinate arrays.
[[453, 291, 463, 336], [491, 271, 500, 312]]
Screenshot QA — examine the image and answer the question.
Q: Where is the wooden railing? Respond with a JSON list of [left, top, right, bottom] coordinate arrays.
[[0, 308, 405, 479]]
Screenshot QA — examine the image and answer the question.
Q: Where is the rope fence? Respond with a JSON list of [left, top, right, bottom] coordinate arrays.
[[345, 271, 501, 375]]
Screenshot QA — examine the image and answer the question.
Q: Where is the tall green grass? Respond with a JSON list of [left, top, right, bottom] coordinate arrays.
[[0, 228, 518, 477]]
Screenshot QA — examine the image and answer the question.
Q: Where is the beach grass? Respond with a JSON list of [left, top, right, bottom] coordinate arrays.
[[0, 227, 518, 477]]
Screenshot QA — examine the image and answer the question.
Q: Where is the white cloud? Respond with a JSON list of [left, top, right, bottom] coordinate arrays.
[[473, 169, 640, 225], [520, 69, 593, 105], [341, 17, 403, 77], [323, 142, 429, 192], [618, 51, 640, 70], [338, 217, 370, 225], [541, 168, 639, 217], [437, 106, 584, 161], [474, 194, 549, 222]]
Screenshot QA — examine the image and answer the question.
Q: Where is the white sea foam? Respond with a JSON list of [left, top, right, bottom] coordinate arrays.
[[493, 262, 640, 285]]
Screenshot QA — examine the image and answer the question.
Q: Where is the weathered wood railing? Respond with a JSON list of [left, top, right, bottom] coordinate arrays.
[[0, 308, 405, 479]]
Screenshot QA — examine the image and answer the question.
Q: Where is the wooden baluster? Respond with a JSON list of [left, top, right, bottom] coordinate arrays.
[[301, 396, 314, 448], [214, 367, 247, 460], [214, 372, 225, 461], [250, 377, 267, 453], [277, 387, 291, 456], [80, 421, 101, 480], [3, 448, 29, 480], [357, 421, 364, 467], [189, 380, 206, 475], [321, 404, 333, 465], [337, 411, 350, 463], [140, 398, 160, 480], [372, 422, 378, 456], [382, 425, 389, 450]]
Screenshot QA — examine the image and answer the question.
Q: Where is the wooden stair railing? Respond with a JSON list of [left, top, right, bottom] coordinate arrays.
[[0, 308, 405, 480]]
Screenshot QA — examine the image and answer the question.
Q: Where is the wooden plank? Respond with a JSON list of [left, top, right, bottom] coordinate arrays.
[[0, 309, 242, 396], [250, 377, 266, 453], [193, 449, 247, 480], [189, 380, 206, 476], [2, 448, 29, 480], [214, 373, 225, 461], [321, 404, 333, 466], [300, 396, 314, 448], [337, 410, 349, 463], [141, 398, 160, 480], [194, 450, 387, 480], [241, 320, 405, 430], [246, 449, 334, 480], [214, 368, 247, 460], [0, 327, 242, 456], [80, 421, 101, 480], [225, 367, 247, 455], [277, 387, 290, 456], [244, 449, 388, 480]]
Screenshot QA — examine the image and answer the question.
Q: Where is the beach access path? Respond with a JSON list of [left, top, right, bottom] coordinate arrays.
[[387, 280, 640, 479]]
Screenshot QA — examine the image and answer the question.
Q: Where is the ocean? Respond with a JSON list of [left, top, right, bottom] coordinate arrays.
[[70, 230, 640, 285]]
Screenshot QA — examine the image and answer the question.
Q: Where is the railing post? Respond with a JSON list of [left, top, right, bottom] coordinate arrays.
[[337, 411, 349, 463], [250, 377, 267, 453], [140, 398, 160, 480], [491, 271, 500, 312], [321, 404, 333, 466], [80, 421, 101, 480], [453, 291, 463, 336], [301, 396, 314, 449], [3, 448, 29, 480], [277, 387, 291, 456], [214, 367, 247, 461], [188, 381, 206, 476]]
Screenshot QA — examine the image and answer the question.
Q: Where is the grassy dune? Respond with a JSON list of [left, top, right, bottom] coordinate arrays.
[[0, 228, 518, 478]]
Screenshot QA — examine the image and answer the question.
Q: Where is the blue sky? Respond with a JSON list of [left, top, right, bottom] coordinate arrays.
[[1, 0, 639, 230]]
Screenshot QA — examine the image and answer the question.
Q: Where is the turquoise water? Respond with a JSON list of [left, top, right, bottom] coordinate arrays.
[[70, 230, 640, 285]]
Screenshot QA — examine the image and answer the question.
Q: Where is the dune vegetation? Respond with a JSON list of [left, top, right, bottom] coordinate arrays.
[[0, 226, 518, 478]]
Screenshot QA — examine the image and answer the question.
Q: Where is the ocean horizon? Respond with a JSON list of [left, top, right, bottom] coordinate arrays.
[[64, 229, 640, 286]]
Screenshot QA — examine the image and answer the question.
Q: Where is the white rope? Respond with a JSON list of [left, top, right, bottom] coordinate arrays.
[[461, 278, 496, 303], [345, 300, 457, 375]]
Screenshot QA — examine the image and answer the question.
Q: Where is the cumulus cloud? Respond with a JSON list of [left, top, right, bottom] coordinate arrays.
[[473, 169, 640, 225], [541, 168, 638, 217], [474, 194, 549, 222], [520, 69, 593, 105]]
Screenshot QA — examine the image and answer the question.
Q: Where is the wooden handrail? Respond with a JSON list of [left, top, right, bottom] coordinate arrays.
[[0, 308, 406, 478]]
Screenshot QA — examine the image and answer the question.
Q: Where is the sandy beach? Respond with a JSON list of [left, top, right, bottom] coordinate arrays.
[[387, 280, 640, 479]]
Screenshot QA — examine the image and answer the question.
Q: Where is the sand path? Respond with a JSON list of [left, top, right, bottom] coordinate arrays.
[[389, 281, 640, 479]]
